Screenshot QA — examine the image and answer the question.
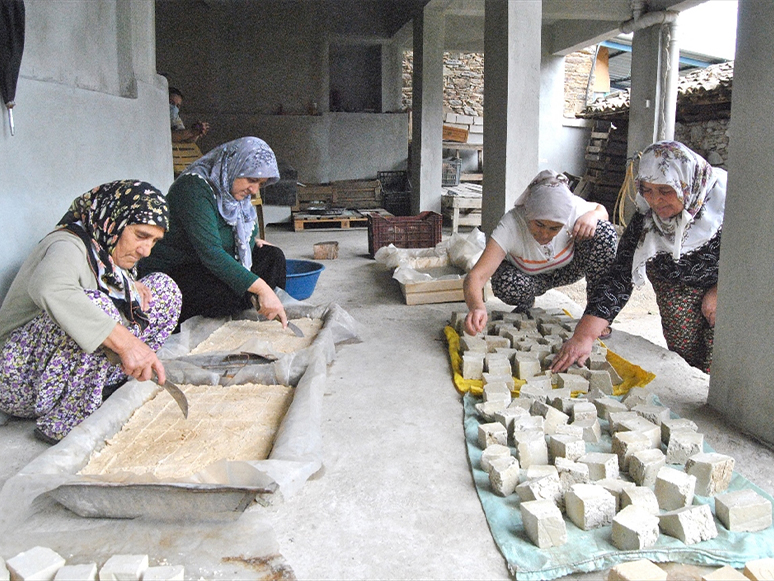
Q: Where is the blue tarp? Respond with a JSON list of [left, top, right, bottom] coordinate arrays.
[[463, 393, 774, 580]]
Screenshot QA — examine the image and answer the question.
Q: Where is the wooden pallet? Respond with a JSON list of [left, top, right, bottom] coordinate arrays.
[[293, 208, 391, 231]]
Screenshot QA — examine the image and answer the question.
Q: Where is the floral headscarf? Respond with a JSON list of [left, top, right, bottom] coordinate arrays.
[[182, 137, 279, 269], [57, 180, 169, 330], [515, 170, 575, 225], [631, 141, 726, 286]]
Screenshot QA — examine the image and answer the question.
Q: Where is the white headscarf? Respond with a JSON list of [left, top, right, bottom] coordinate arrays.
[[183, 137, 279, 269], [515, 169, 575, 225], [631, 141, 726, 286]]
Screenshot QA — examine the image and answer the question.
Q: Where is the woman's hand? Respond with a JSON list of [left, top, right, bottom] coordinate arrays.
[[572, 211, 598, 241], [254, 238, 275, 248], [248, 277, 288, 328], [465, 307, 488, 336], [702, 285, 718, 327], [134, 280, 152, 311], [550, 315, 610, 372], [103, 324, 166, 383]]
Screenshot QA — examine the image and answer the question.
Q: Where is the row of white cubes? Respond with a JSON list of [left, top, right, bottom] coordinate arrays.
[[475, 373, 772, 550], [607, 557, 774, 580], [0, 549, 182, 581]]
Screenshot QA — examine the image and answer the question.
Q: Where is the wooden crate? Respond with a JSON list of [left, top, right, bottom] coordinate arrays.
[[400, 277, 465, 305], [332, 179, 383, 209], [443, 124, 469, 143], [294, 185, 335, 211]]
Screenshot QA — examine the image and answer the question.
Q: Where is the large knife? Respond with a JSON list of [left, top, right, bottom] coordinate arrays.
[[103, 348, 188, 418], [250, 296, 304, 337]]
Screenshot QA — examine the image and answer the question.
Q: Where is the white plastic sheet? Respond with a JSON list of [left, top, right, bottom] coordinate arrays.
[[0, 300, 361, 529]]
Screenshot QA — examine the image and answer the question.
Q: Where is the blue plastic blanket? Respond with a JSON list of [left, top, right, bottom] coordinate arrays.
[[463, 393, 774, 580]]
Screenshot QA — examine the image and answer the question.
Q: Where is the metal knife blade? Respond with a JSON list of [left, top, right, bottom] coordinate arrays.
[[153, 372, 189, 418], [286, 321, 304, 337]]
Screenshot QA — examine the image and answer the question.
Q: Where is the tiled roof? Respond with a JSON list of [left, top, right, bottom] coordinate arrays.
[[580, 61, 734, 118]]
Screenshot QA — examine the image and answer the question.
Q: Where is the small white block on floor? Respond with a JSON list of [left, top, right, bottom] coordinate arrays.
[[592, 396, 627, 421], [514, 429, 549, 468], [555, 457, 590, 494], [579, 452, 619, 481], [480, 444, 511, 473], [488, 456, 520, 496], [142, 565, 185, 581], [658, 504, 718, 544], [98, 555, 148, 581], [632, 403, 671, 426], [629, 448, 666, 487], [565, 483, 616, 530], [743, 558, 774, 581], [715, 488, 773, 532], [523, 464, 558, 483], [462, 352, 485, 379], [607, 559, 667, 581], [475, 400, 506, 422], [655, 466, 696, 511], [572, 418, 602, 443], [516, 472, 562, 505], [483, 380, 512, 403], [549, 434, 585, 462], [7, 547, 66, 581], [685, 452, 734, 496], [616, 416, 661, 448], [612, 430, 652, 472], [478, 422, 508, 449], [54, 564, 98, 581], [666, 430, 704, 465], [661, 418, 698, 445], [701, 565, 748, 580], [621, 486, 660, 515], [612, 504, 660, 550], [520, 499, 567, 548], [572, 401, 597, 423], [596, 478, 636, 512]]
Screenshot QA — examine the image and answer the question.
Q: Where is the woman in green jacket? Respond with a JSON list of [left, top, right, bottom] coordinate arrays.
[[140, 137, 289, 327]]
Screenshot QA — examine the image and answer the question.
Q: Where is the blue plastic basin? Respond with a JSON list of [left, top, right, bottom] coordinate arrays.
[[285, 259, 325, 300]]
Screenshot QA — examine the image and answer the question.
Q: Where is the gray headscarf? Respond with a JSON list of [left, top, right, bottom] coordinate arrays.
[[183, 137, 280, 269]]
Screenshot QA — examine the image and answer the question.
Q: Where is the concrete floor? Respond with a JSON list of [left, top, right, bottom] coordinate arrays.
[[2, 223, 774, 579]]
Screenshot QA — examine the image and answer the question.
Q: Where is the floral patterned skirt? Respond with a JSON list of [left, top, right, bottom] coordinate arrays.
[[0, 272, 181, 441], [649, 272, 714, 374]]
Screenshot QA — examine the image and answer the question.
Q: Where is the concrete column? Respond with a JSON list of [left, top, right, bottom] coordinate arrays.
[[708, 0, 774, 445], [625, 19, 679, 220], [382, 39, 404, 113], [410, 7, 444, 214], [539, 51, 566, 172], [481, 0, 541, 235]]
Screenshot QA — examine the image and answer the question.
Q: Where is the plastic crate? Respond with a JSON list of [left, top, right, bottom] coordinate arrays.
[[442, 158, 462, 187], [367, 211, 443, 258], [377, 170, 412, 216]]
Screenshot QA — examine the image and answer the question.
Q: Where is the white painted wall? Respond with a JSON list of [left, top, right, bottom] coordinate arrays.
[[0, 0, 173, 299]]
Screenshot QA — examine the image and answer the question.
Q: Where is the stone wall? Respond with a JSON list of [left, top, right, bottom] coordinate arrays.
[[675, 119, 730, 168], [402, 50, 594, 118]]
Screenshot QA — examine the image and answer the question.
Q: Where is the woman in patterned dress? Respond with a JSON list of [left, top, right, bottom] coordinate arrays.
[[138, 137, 289, 327], [552, 141, 725, 374], [463, 169, 617, 336], [0, 181, 181, 443]]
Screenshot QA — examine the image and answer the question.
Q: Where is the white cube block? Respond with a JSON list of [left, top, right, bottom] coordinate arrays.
[[572, 418, 602, 443], [553, 423, 584, 439], [478, 422, 508, 449], [98, 555, 148, 581], [475, 400, 506, 422], [622, 387, 657, 409], [661, 418, 698, 445], [520, 500, 567, 549], [593, 397, 628, 422], [142, 566, 184, 581], [514, 355, 541, 380], [616, 416, 661, 448], [715, 488, 773, 532], [612, 504, 660, 550], [480, 444, 512, 473], [596, 478, 637, 512], [549, 434, 585, 462], [654, 466, 696, 511], [555, 457, 590, 495], [7, 547, 66, 581], [572, 401, 597, 423], [701, 566, 749, 580], [579, 452, 619, 481], [608, 411, 640, 433], [658, 504, 718, 544], [621, 486, 660, 515], [744, 558, 774, 581], [607, 559, 667, 581], [565, 483, 616, 530], [685, 452, 734, 496], [612, 430, 652, 472], [665, 430, 704, 465], [514, 430, 548, 468], [523, 464, 558, 482], [488, 456, 520, 496], [0, 559, 8, 581], [54, 564, 98, 581], [483, 381, 511, 404], [587, 370, 614, 395], [632, 404, 671, 426], [556, 373, 589, 393], [515, 472, 562, 505], [629, 448, 666, 487], [462, 352, 485, 379]]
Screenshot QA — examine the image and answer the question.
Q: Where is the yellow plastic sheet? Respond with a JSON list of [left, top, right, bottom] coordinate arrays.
[[444, 325, 654, 397]]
